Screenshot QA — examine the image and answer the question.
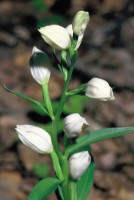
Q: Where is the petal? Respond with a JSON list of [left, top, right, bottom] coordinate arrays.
[[38, 25, 71, 50], [16, 125, 53, 153]]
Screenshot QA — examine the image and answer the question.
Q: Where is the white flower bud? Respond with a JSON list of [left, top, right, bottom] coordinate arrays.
[[15, 125, 53, 154], [72, 11, 89, 36], [38, 25, 71, 50], [69, 151, 91, 180], [63, 113, 89, 138], [30, 47, 51, 85], [66, 24, 84, 50], [85, 77, 115, 101]]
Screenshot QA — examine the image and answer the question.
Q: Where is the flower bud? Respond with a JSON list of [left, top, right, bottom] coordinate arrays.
[[72, 11, 89, 36], [38, 25, 71, 50], [69, 151, 91, 180], [30, 47, 51, 85], [63, 113, 89, 138], [15, 125, 53, 154], [85, 77, 115, 101]]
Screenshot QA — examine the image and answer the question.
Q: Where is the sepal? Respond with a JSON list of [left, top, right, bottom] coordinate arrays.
[[38, 25, 71, 50], [30, 47, 51, 85], [85, 77, 115, 101], [72, 11, 89, 36], [16, 125, 53, 154], [69, 151, 91, 180]]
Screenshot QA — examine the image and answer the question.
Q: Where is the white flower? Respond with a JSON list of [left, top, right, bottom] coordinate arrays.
[[66, 24, 73, 38], [30, 47, 51, 85], [69, 151, 91, 180], [85, 77, 115, 101], [72, 11, 89, 36], [63, 113, 89, 138], [15, 125, 53, 154], [66, 24, 84, 50], [38, 25, 71, 50]]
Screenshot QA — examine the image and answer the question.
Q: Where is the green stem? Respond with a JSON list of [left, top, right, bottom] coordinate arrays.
[[60, 156, 70, 200], [67, 83, 87, 96], [70, 179, 77, 200], [51, 49, 77, 200], [42, 83, 54, 120], [51, 120, 63, 161], [51, 50, 77, 160], [55, 53, 77, 121], [61, 182, 70, 200], [50, 151, 64, 181], [61, 156, 69, 181]]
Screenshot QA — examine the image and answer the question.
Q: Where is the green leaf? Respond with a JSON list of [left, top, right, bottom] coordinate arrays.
[[32, 100, 59, 116], [37, 15, 66, 28], [77, 162, 94, 200], [28, 177, 61, 200], [2, 84, 48, 115], [63, 95, 88, 114], [2, 84, 48, 114], [52, 100, 60, 114], [61, 50, 67, 64], [66, 127, 134, 157], [62, 66, 68, 81], [32, 104, 48, 116], [67, 83, 87, 96], [77, 147, 95, 200], [40, 119, 63, 135], [33, 163, 49, 178], [77, 127, 134, 144], [31, 0, 48, 12], [57, 186, 64, 200]]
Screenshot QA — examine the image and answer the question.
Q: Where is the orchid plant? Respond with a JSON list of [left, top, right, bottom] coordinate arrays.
[[2, 11, 134, 200]]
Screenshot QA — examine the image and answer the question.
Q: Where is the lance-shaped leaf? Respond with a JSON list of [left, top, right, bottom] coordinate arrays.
[[28, 177, 61, 200], [77, 146, 94, 200], [65, 127, 134, 156], [2, 84, 48, 115], [77, 162, 94, 200]]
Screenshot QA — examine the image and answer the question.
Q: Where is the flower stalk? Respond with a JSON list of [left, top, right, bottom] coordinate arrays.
[[50, 151, 64, 181], [42, 83, 54, 120], [69, 179, 77, 200]]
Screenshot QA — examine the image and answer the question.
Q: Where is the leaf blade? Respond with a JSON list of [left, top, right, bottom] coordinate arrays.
[[77, 162, 94, 200], [77, 127, 134, 144], [2, 84, 48, 115], [66, 127, 134, 156], [28, 177, 61, 200], [77, 146, 95, 200]]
